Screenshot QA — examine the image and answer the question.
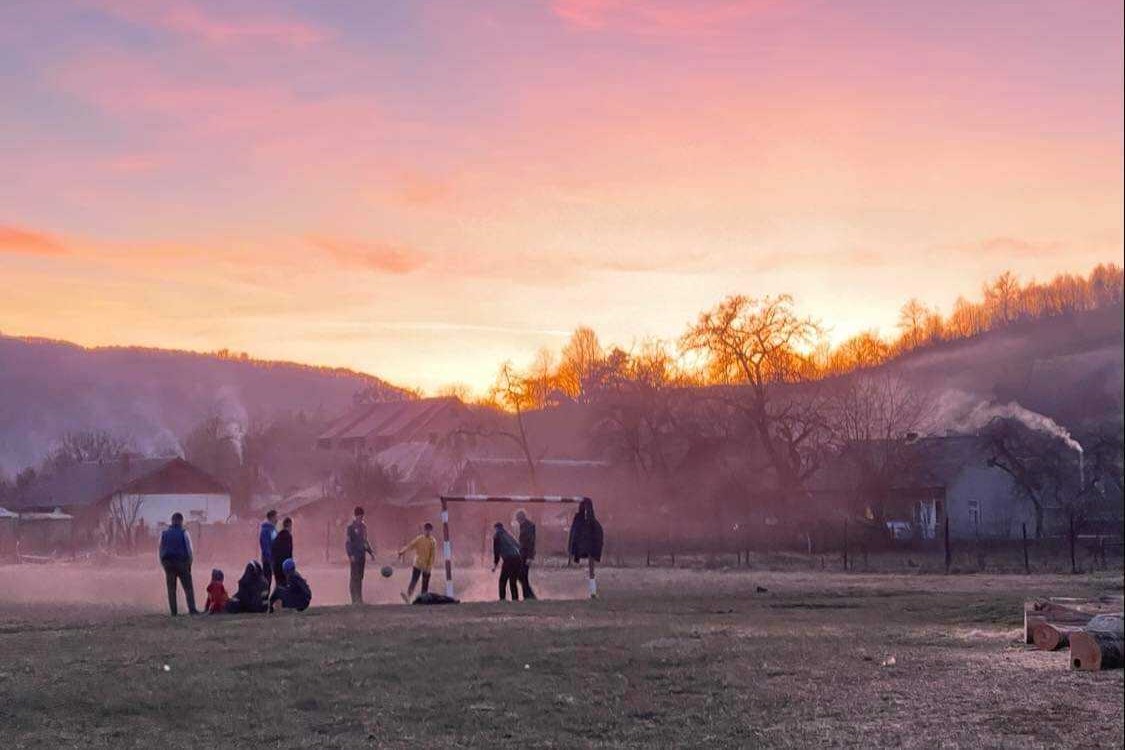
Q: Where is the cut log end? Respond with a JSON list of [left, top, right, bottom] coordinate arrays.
[[1069, 632, 1102, 671], [1031, 623, 1069, 652]]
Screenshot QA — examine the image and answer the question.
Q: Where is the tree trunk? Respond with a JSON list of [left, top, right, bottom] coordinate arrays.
[[1069, 614, 1124, 671]]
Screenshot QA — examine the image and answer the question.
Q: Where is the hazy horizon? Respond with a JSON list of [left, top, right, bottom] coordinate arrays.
[[2, 1, 1122, 393]]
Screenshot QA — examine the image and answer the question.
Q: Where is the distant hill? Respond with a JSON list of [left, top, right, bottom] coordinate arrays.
[[0, 337, 406, 474], [886, 303, 1124, 428]]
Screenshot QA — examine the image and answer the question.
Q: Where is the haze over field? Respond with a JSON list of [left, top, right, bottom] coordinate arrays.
[[2, 0, 1122, 392]]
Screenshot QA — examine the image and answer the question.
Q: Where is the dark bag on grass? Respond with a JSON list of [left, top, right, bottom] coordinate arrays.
[[412, 592, 459, 605]]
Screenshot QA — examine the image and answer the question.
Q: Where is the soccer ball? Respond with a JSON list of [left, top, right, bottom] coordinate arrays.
[[380, 565, 394, 578]]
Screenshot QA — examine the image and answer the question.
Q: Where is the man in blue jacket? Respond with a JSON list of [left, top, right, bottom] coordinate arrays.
[[158, 512, 198, 616], [259, 509, 278, 590]]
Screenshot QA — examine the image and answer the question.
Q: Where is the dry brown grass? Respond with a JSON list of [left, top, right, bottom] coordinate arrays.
[[1, 566, 1122, 748]]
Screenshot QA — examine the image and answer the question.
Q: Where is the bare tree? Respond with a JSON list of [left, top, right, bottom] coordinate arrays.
[[983, 271, 1020, 326], [982, 417, 1091, 539], [828, 374, 935, 524], [557, 326, 604, 403], [896, 298, 930, 351], [48, 430, 130, 471], [680, 294, 826, 501], [107, 492, 145, 553], [451, 362, 541, 491]]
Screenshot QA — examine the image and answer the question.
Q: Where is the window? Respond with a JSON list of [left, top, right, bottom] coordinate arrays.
[[967, 499, 981, 527]]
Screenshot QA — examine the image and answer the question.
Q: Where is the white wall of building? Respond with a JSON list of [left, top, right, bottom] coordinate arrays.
[[126, 493, 232, 526]]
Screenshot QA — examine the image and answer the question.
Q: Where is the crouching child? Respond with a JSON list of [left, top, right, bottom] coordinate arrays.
[[269, 559, 312, 612], [204, 568, 230, 614]]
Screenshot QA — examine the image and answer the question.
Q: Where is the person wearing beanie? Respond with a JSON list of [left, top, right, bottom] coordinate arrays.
[[269, 558, 312, 612]]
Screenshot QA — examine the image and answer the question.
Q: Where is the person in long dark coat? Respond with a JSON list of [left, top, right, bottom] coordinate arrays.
[[567, 498, 604, 598], [225, 561, 269, 613], [515, 510, 537, 600], [271, 517, 294, 587]]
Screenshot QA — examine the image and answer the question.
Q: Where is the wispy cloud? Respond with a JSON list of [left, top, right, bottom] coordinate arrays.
[[85, 0, 327, 47], [551, 0, 770, 34], [309, 237, 428, 274], [0, 224, 66, 256]]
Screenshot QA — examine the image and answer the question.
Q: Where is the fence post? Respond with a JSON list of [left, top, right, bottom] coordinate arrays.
[[943, 516, 951, 574], [843, 519, 849, 571], [1068, 511, 1077, 574], [1021, 523, 1030, 574]]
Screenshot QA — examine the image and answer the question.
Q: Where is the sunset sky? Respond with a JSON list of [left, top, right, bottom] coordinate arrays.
[[2, 0, 1122, 393]]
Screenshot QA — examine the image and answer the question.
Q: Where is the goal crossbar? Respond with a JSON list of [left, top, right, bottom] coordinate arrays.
[[437, 494, 593, 599]]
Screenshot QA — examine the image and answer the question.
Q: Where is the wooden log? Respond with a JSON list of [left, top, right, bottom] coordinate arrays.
[[1031, 622, 1073, 651], [1069, 614, 1125, 671], [1023, 597, 1124, 644]]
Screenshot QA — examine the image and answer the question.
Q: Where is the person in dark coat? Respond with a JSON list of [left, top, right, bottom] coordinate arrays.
[[515, 509, 537, 600], [345, 506, 375, 605], [271, 517, 294, 587], [567, 498, 604, 598], [158, 512, 199, 616], [491, 522, 524, 601], [225, 561, 269, 613], [269, 559, 312, 612]]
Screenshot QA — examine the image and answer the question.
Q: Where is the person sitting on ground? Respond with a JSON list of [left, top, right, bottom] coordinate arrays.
[[397, 522, 437, 603], [271, 516, 294, 587], [225, 561, 269, 614], [491, 522, 524, 602], [203, 568, 230, 614], [568, 498, 604, 598], [269, 558, 312, 612], [158, 512, 199, 616]]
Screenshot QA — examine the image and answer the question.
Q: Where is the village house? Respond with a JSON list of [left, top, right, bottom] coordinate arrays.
[[8, 455, 230, 551], [811, 434, 1034, 541]]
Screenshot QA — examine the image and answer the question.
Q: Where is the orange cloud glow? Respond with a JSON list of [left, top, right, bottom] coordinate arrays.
[[0, 225, 66, 256]]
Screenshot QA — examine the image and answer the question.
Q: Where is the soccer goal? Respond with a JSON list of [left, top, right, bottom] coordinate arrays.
[[438, 494, 595, 599]]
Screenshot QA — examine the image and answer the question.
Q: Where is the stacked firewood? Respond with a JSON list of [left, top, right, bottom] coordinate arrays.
[[1024, 598, 1124, 671]]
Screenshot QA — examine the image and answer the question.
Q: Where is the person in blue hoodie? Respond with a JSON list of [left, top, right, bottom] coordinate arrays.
[[158, 512, 199, 616], [259, 509, 278, 590]]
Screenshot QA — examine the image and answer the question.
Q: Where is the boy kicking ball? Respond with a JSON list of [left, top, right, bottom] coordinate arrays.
[[397, 522, 437, 603]]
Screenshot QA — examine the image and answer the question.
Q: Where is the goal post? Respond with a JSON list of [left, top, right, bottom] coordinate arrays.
[[439, 494, 594, 599]]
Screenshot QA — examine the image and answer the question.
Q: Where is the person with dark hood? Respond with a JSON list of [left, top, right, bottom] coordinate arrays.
[[271, 517, 294, 587], [568, 498, 604, 598], [259, 510, 278, 590], [158, 512, 199, 616], [225, 561, 269, 613], [515, 509, 537, 600], [269, 558, 312, 612], [491, 522, 524, 601], [345, 506, 375, 605]]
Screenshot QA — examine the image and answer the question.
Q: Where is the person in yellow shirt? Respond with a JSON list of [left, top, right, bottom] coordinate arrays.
[[397, 522, 437, 603]]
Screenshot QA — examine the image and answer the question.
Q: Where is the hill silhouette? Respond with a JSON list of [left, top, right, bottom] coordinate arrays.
[[0, 337, 406, 474]]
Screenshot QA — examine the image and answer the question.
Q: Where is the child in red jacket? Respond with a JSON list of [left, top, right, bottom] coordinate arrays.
[[203, 568, 230, 614]]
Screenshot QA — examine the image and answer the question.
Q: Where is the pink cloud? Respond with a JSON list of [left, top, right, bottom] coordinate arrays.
[[309, 237, 428, 274], [0, 224, 67, 256], [86, 0, 326, 47], [551, 0, 771, 33]]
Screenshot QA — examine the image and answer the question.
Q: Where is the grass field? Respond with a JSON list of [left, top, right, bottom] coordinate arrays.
[[1, 564, 1123, 748]]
